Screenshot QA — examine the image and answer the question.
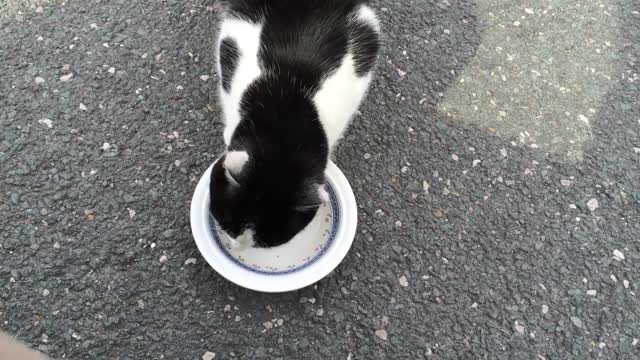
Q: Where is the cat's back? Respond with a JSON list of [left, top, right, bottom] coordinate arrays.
[[217, 0, 380, 145], [219, 0, 379, 76]]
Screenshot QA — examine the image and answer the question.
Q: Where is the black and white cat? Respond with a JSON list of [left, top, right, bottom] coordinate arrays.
[[210, 0, 380, 248]]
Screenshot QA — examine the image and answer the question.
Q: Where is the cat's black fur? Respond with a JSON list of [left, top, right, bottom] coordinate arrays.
[[210, 0, 379, 248], [210, 75, 329, 247]]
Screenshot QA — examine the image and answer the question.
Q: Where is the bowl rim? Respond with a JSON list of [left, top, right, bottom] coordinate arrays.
[[190, 160, 358, 293]]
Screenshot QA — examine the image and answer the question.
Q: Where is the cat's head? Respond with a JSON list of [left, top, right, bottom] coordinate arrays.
[[209, 150, 329, 248]]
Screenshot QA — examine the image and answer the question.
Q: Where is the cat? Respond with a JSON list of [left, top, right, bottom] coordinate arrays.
[[210, 0, 380, 248]]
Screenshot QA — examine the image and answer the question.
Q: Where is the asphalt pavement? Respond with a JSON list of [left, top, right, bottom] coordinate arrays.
[[1, 0, 639, 359]]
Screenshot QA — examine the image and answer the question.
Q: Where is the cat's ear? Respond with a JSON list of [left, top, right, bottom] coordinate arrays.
[[223, 150, 249, 186], [295, 184, 329, 212]]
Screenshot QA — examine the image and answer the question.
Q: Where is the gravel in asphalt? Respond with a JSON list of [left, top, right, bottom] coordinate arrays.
[[1, 0, 639, 359]]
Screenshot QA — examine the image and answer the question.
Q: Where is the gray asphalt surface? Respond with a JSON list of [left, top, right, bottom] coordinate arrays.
[[1, 0, 639, 359]]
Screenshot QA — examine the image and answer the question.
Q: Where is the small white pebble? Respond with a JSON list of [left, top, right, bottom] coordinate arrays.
[[613, 249, 625, 261], [632, 338, 638, 346], [277, 319, 284, 326], [587, 198, 599, 211], [263, 321, 273, 329], [363, 153, 371, 159], [79, 103, 87, 111], [53, 242, 60, 249], [569, 204, 577, 209], [103, 43, 109, 48], [451, 154, 459, 161], [185, 258, 197, 265], [623, 280, 629, 289], [159, 255, 168, 263], [90, 23, 98, 29], [598, 342, 606, 349], [200, 75, 210, 81], [398, 275, 409, 287], [202, 351, 216, 360], [542, 305, 549, 314], [513, 21, 521, 27], [578, 114, 589, 124], [35, 76, 45, 84], [42, 289, 50, 297], [38, 118, 53, 128], [71, 332, 81, 340], [128, 208, 136, 219], [423, 181, 429, 193], [397, 69, 407, 77], [375, 329, 388, 341], [514, 321, 525, 334], [500, 148, 508, 157], [471, 302, 478, 308], [633, 147, 640, 154], [610, 275, 617, 283], [101, 142, 112, 151], [316, 308, 324, 316], [60, 73, 73, 82], [525, 8, 534, 14], [176, 85, 184, 90], [587, 290, 597, 296], [35, 6, 44, 13], [560, 179, 571, 187], [472, 159, 481, 167], [108, 67, 116, 74], [150, 243, 156, 249]]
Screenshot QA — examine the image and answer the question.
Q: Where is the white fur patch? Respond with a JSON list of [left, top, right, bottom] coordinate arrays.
[[224, 150, 249, 174], [318, 185, 330, 203], [218, 18, 263, 145], [357, 5, 381, 33], [313, 54, 372, 147], [225, 228, 255, 250]]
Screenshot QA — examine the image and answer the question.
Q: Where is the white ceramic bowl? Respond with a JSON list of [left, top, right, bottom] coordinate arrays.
[[190, 160, 357, 293]]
